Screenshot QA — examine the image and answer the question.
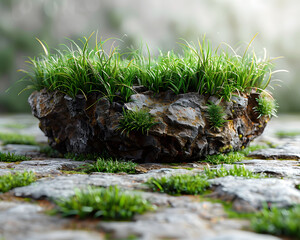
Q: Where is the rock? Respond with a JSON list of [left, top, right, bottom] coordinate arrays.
[[10, 159, 86, 176], [99, 206, 280, 240], [2, 144, 41, 157], [12, 168, 197, 199], [237, 159, 300, 178], [208, 176, 300, 212], [0, 201, 102, 240], [248, 145, 300, 159], [29, 89, 269, 162]]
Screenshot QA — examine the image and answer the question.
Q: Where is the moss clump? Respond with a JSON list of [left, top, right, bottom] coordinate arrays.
[[55, 186, 154, 219], [203, 165, 263, 179], [0, 152, 31, 162], [202, 152, 244, 165], [254, 94, 278, 118], [146, 174, 210, 195], [0, 171, 36, 193]]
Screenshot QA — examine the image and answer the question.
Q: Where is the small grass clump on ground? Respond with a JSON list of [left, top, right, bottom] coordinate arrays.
[[203, 165, 262, 179], [64, 152, 99, 161], [254, 94, 278, 118], [238, 144, 268, 156], [146, 174, 210, 195], [251, 205, 300, 239], [0, 152, 31, 162], [203, 152, 244, 165], [0, 132, 37, 145], [19, 33, 278, 103], [206, 101, 227, 129], [275, 130, 300, 138], [117, 109, 158, 136], [0, 171, 36, 193], [77, 157, 137, 174], [55, 186, 153, 219]]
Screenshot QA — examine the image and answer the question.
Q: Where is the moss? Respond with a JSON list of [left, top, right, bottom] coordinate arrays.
[[0, 132, 37, 145], [0, 171, 36, 193]]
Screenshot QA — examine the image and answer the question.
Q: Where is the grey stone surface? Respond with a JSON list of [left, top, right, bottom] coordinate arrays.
[[2, 144, 41, 157], [12, 159, 85, 176], [208, 176, 300, 212], [13, 168, 198, 199], [99, 207, 280, 240], [238, 159, 300, 177], [248, 145, 300, 159]]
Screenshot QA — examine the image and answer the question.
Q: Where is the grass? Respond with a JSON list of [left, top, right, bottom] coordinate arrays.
[[203, 165, 263, 179], [64, 152, 100, 161], [254, 94, 278, 118], [0, 171, 36, 193], [117, 108, 158, 135], [202, 151, 244, 165], [19, 33, 278, 103], [275, 130, 300, 138], [146, 174, 210, 195], [55, 186, 154, 219], [238, 144, 268, 156], [39, 145, 60, 158], [0, 132, 37, 145], [251, 205, 300, 239], [0, 152, 31, 162], [77, 157, 137, 174], [1, 123, 27, 129], [206, 101, 227, 129]]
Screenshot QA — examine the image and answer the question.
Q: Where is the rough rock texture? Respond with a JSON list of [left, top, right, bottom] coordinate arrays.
[[29, 89, 269, 162], [208, 176, 300, 212], [248, 145, 300, 159]]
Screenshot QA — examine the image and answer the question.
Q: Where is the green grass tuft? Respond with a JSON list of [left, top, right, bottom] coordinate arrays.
[[275, 131, 300, 138], [0, 132, 37, 145], [203, 165, 263, 179], [0, 152, 31, 162], [20, 34, 278, 103], [146, 174, 210, 195], [77, 157, 137, 174], [55, 186, 154, 219], [254, 94, 278, 118], [251, 205, 300, 239], [206, 101, 227, 129], [117, 108, 158, 136], [238, 144, 268, 156], [64, 152, 100, 161], [0, 171, 36, 193], [203, 152, 244, 165]]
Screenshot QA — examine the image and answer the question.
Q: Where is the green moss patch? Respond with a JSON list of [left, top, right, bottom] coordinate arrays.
[[0, 151, 31, 162], [202, 152, 244, 165], [0, 171, 36, 193], [55, 186, 154, 220], [204, 165, 263, 179], [146, 174, 210, 195]]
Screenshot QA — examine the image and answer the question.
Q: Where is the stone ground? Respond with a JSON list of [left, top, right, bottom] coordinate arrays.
[[0, 114, 300, 240]]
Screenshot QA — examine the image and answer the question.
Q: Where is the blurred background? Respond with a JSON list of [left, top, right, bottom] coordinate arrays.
[[0, 0, 299, 113]]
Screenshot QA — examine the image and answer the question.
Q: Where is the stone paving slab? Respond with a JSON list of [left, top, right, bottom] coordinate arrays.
[[12, 168, 199, 199], [208, 176, 300, 212], [248, 145, 300, 159], [0, 201, 102, 240], [238, 159, 300, 177]]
